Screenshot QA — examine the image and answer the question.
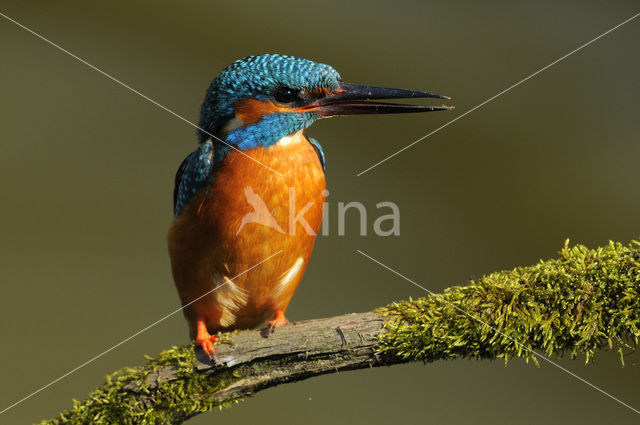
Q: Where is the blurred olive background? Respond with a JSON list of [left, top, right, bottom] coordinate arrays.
[[1, 1, 640, 424]]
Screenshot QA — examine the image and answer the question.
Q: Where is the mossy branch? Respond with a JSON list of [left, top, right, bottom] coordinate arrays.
[[40, 240, 640, 425]]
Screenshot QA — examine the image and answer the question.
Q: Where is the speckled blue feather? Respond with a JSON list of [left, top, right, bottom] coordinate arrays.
[[174, 54, 336, 216], [198, 54, 340, 143], [226, 112, 319, 150], [173, 141, 213, 216]]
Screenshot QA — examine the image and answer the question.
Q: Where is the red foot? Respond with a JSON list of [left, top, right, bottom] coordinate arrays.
[[196, 320, 218, 360], [268, 310, 288, 332]]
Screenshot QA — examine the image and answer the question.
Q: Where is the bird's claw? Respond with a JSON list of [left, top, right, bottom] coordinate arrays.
[[196, 319, 219, 360], [268, 310, 288, 333], [197, 335, 219, 360]]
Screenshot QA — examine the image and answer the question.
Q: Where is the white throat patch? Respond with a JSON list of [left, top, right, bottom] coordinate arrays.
[[276, 130, 305, 147]]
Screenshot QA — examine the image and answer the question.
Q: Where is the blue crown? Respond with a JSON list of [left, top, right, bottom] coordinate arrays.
[[198, 54, 341, 144]]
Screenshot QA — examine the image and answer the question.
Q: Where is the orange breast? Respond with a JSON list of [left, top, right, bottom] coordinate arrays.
[[168, 131, 325, 337]]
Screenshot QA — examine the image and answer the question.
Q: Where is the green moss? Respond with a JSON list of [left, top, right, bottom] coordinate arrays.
[[38, 346, 244, 425], [377, 240, 640, 365]]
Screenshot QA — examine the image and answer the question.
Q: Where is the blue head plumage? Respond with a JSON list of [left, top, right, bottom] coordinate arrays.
[[198, 54, 341, 149]]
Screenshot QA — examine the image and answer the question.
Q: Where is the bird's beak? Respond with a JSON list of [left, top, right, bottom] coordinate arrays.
[[300, 82, 453, 117]]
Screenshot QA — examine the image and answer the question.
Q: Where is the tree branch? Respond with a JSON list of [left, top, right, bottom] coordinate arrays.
[[40, 240, 640, 425]]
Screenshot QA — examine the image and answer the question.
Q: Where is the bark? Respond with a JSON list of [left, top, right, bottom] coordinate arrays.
[[132, 312, 395, 401]]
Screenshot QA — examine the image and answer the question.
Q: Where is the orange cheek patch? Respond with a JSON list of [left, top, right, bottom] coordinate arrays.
[[233, 99, 292, 125]]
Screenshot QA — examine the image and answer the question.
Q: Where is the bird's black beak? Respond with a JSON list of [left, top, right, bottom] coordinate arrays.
[[301, 82, 453, 117]]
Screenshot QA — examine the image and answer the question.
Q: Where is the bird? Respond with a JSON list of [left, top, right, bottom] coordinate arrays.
[[168, 54, 452, 359]]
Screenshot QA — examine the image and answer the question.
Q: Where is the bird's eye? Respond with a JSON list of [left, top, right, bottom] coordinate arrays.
[[274, 86, 299, 103]]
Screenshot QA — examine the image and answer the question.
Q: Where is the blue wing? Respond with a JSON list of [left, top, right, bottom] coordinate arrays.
[[308, 137, 325, 172], [173, 141, 214, 217]]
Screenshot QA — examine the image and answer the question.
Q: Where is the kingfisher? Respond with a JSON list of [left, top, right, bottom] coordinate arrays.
[[168, 54, 451, 358]]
